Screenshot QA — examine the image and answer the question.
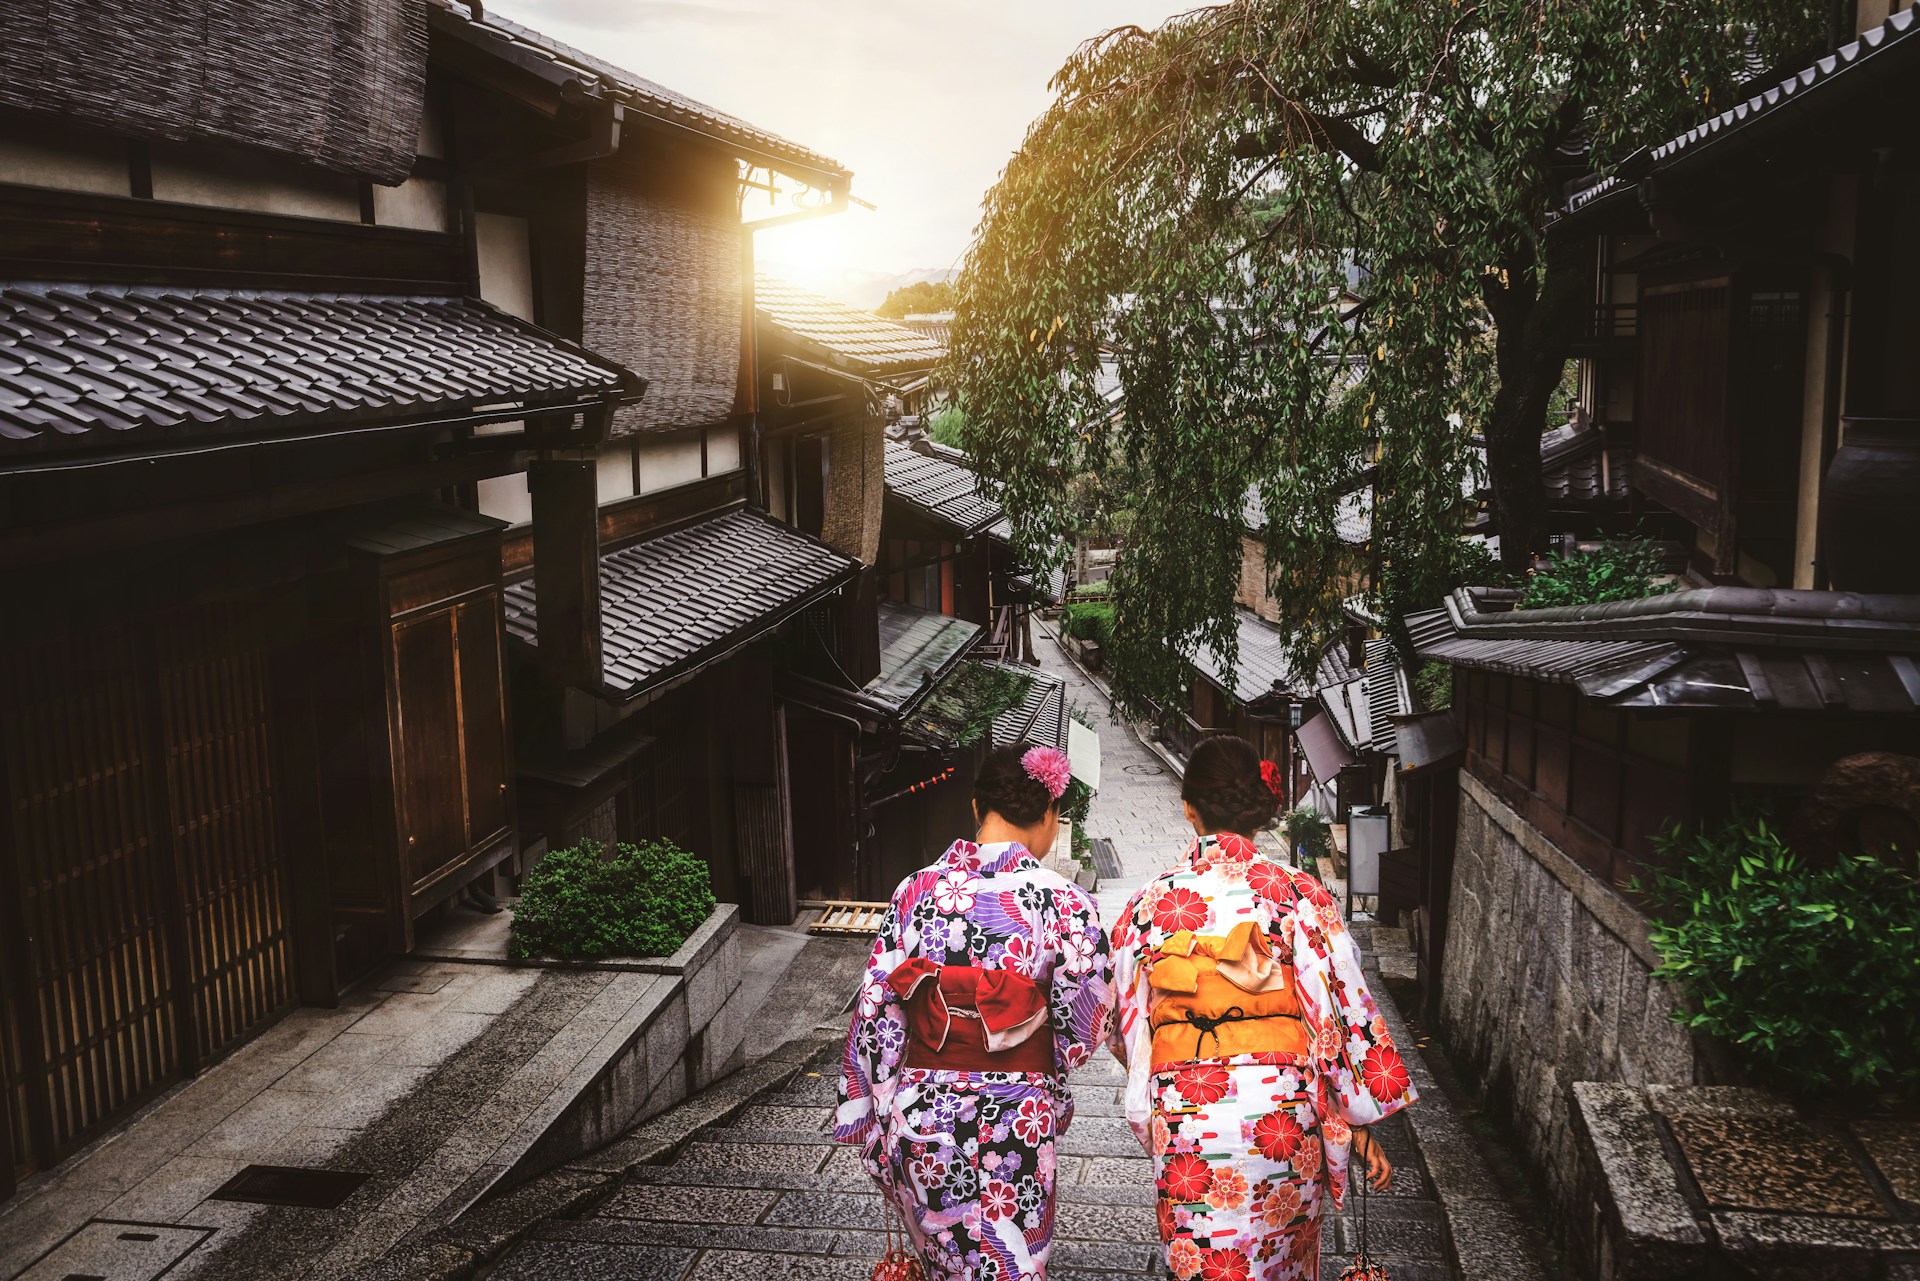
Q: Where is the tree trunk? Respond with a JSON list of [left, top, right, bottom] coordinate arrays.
[[1483, 230, 1594, 574]]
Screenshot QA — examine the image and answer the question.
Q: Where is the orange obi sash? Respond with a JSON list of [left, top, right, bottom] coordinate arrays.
[[1147, 922, 1309, 1065], [889, 960, 1056, 1074]]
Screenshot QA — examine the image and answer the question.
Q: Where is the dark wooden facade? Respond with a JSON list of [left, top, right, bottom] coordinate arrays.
[[0, 0, 854, 1200]]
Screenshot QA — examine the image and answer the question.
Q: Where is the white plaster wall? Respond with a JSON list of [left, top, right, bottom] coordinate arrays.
[[0, 125, 127, 195], [597, 444, 636, 503], [476, 213, 536, 322], [477, 473, 533, 527], [150, 145, 361, 221], [637, 434, 705, 493], [705, 426, 742, 474], [372, 176, 449, 233], [768, 441, 791, 522]]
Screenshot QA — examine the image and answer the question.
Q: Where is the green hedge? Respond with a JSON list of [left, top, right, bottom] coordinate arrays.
[[1063, 598, 1115, 648], [509, 838, 717, 961], [1641, 814, 1919, 1096]]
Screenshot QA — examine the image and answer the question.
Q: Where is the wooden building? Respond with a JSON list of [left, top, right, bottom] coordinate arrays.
[[1397, 2, 1920, 1216], [0, 0, 859, 1197]]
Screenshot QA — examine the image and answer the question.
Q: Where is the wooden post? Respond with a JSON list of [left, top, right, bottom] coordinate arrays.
[[529, 452, 602, 692], [730, 657, 797, 925]]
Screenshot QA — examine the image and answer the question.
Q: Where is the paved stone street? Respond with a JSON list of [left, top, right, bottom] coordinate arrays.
[[483, 622, 1465, 1280]]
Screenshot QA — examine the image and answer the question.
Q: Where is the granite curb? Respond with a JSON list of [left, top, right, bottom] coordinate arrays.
[[1366, 950, 1549, 1281], [355, 1033, 833, 1280]]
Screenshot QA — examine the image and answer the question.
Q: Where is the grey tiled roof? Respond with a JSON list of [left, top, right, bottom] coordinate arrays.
[[504, 508, 860, 699], [0, 284, 638, 459], [1190, 608, 1306, 706], [757, 277, 946, 377], [990, 663, 1069, 752], [1364, 638, 1410, 754], [867, 599, 981, 712], [884, 441, 1005, 536], [1565, 7, 1918, 217], [436, 7, 848, 180], [1408, 586, 1920, 712]]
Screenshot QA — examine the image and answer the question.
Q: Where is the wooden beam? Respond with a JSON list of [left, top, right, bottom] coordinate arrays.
[[528, 455, 603, 691], [0, 450, 528, 570]]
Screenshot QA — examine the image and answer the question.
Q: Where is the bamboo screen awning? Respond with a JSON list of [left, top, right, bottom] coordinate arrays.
[[0, 285, 644, 461]]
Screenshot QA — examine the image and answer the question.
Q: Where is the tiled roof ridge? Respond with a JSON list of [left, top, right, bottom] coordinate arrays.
[[1446, 584, 1920, 644], [1566, 6, 1918, 214], [437, 5, 848, 179], [755, 275, 947, 376]]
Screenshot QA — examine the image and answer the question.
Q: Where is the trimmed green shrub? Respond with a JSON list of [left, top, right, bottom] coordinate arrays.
[[1641, 813, 1919, 1096], [1518, 537, 1676, 611], [509, 838, 717, 961], [1063, 598, 1116, 649], [1282, 806, 1333, 862]]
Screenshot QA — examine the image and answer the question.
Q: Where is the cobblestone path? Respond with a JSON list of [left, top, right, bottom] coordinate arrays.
[[484, 623, 1457, 1279]]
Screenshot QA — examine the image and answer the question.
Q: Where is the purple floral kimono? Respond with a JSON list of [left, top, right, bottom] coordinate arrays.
[[836, 839, 1114, 1281]]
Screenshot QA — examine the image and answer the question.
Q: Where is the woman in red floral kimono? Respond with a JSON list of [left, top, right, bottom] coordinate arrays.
[[1109, 736, 1414, 1281], [837, 743, 1114, 1281]]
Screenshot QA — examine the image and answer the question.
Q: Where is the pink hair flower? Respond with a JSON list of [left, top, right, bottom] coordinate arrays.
[[1021, 745, 1072, 799]]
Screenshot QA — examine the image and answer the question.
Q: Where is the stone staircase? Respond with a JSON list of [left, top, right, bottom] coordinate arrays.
[[485, 1033, 1455, 1281]]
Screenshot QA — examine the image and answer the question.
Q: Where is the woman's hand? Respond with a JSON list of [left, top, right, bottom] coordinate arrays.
[[1353, 1126, 1393, 1192]]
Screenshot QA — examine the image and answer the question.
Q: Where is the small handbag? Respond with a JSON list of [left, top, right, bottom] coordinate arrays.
[[871, 1195, 927, 1281], [1337, 1135, 1393, 1281]]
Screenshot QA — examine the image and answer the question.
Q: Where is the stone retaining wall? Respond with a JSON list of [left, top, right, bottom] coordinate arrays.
[[506, 902, 747, 1185], [1439, 771, 1701, 1212]]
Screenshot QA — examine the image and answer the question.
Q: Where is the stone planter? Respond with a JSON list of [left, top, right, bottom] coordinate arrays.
[[502, 903, 747, 1185], [1569, 1083, 1920, 1280]]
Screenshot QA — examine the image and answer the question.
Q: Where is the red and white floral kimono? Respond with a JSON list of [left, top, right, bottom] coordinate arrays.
[[1109, 833, 1415, 1281]]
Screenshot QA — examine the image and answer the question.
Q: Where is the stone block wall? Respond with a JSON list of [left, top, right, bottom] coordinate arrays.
[[1440, 771, 1701, 1212]]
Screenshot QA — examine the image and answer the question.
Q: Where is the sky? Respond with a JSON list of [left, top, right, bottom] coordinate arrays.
[[490, 0, 1195, 308]]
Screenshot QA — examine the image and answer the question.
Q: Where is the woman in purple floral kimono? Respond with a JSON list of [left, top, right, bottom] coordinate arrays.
[[836, 742, 1114, 1281]]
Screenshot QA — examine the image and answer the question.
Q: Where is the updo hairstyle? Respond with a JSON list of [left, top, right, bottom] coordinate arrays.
[[1182, 735, 1280, 835], [973, 741, 1057, 826]]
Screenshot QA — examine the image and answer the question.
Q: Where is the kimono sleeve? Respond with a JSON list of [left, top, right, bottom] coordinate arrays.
[[1048, 880, 1113, 1078], [1302, 875, 1417, 1130], [1107, 884, 1156, 1148], [834, 877, 916, 1153]]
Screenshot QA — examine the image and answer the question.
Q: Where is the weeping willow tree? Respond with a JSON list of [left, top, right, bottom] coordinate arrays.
[[948, 0, 1822, 714]]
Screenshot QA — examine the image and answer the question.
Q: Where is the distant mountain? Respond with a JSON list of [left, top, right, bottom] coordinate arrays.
[[819, 266, 956, 312]]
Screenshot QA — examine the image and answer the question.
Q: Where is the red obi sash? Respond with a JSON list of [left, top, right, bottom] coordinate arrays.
[[888, 959, 1056, 1074]]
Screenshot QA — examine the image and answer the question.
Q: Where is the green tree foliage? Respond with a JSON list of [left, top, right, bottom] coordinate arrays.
[[877, 278, 956, 319], [928, 404, 967, 448], [1283, 806, 1333, 860], [1642, 815, 1919, 1096], [509, 838, 716, 961], [1518, 537, 1677, 610], [947, 0, 1820, 714]]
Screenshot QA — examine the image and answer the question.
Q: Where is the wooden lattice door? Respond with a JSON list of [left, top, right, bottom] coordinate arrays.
[[0, 603, 294, 1172], [0, 628, 183, 1161]]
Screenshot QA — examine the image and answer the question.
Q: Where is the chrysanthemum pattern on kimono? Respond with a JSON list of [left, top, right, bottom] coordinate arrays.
[[837, 839, 1113, 1281], [1109, 833, 1415, 1281]]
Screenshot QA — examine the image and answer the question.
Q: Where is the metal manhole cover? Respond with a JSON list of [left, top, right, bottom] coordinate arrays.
[[209, 1164, 370, 1209], [19, 1220, 211, 1281], [1123, 764, 1164, 776]]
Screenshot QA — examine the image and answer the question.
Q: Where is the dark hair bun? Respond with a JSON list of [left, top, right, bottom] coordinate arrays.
[[973, 742, 1056, 827], [1182, 735, 1280, 835]]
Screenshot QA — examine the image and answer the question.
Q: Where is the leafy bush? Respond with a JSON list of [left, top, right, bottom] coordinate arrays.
[[509, 838, 717, 961], [928, 405, 967, 449], [1414, 660, 1453, 712], [1640, 814, 1919, 1096], [1519, 537, 1676, 611], [1282, 806, 1333, 862], [1063, 598, 1116, 649]]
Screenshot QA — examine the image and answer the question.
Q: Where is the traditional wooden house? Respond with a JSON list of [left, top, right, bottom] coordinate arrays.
[[0, 0, 858, 1195], [1401, 2, 1920, 1215], [750, 280, 1081, 895]]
